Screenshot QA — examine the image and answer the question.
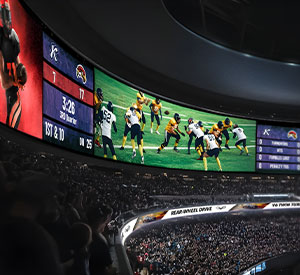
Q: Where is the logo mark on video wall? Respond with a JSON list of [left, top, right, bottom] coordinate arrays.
[[76, 64, 87, 84], [263, 128, 271, 136], [287, 130, 297, 140], [50, 43, 58, 62]]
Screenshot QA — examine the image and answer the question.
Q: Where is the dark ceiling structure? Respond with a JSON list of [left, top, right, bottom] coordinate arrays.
[[23, 0, 300, 123], [163, 0, 300, 64]]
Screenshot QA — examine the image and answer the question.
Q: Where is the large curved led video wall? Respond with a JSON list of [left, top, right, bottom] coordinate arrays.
[[1, 0, 300, 173]]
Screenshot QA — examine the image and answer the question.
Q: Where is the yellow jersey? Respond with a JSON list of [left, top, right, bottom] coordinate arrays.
[[222, 120, 233, 130], [165, 118, 178, 133], [209, 123, 223, 134], [136, 92, 146, 111], [94, 93, 103, 113], [151, 100, 162, 115]]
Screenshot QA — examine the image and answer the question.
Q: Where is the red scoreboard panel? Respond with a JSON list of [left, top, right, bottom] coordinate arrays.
[[43, 62, 93, 106]]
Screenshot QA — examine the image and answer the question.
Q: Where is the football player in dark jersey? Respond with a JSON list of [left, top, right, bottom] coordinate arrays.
[[149, 97, 162, 134], [222, 117, 233, 150], [157, 113, 185, 153], [0, 1, 27, 129], [94, 88, 103, 148]]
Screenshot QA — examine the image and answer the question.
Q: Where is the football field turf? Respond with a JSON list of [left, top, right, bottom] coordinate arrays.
[[94, 69, 256, 172]]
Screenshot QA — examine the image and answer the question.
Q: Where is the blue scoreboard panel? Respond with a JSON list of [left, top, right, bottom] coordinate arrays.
[[42, 33, 94, 154], [256, 125, 300, 172]]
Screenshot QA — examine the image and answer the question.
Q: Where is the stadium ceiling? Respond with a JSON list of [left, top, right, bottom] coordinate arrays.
[[23, 0, 300, 123], [164, 0, 300, 65]]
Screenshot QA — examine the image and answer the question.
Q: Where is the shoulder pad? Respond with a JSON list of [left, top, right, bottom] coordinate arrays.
[[11, 29, 19, 43], [10, 29, 20, 56]]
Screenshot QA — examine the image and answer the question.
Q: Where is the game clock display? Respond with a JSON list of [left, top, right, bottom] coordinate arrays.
[[257, 125, 300, 172], [42, 32, 94, 154]]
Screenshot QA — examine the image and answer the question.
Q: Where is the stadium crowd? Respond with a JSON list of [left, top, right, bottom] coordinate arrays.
[[1, 134, 299, 218], [1, 133, 300, 274], [126, 213, 300, 274]]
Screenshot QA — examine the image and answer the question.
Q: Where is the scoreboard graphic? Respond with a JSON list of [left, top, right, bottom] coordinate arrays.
[[257, 125, 300, 172], [42, 33, 94, 154]]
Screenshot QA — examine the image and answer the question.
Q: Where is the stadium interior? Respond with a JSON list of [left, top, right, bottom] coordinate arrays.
[[1, 0, 300, 274]]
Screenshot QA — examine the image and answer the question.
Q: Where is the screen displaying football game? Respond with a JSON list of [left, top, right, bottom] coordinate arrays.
[[4, 0, 300, 174], [0, 0, 42, 138], [94, 69, 257, 172]]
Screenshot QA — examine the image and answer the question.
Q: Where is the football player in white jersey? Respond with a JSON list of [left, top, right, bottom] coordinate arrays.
[[125, 105, 144, 164], [101, 101, 117, 160], [120, 104, 134, 150], [185, 118, 205, 160], [202, 131, 222, 171], [232, 124, 249, 155]]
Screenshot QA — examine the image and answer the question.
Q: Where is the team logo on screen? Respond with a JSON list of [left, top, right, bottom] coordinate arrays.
[[50, 43, 58, 62], [76, 64, 87, 84], [263, 128, 271, 136], [287, 130, 297, 140]]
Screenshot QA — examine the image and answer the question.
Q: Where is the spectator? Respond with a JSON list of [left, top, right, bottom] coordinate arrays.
[[67, 222, 92, 275], [87, 204, 117, 275], [0, 218, 64, 275]]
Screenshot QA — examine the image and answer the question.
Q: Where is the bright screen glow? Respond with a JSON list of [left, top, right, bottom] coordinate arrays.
[[94, 68, 256, 172]]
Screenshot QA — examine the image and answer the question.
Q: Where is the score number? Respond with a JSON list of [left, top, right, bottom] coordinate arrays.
[[79, 137, 92, 149], [52, 70, 85, 101], [45, 121, 65, 141]]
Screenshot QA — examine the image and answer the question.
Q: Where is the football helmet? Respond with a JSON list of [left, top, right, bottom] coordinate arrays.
[[107, 101, 113, 112], [174, 113, 181, 123], [1, 1, 12, 37], [188, 117, 193, 124], [156, 98, 160, 104], [233, 124, 239, 129], [96, 88, 103, 100], [224, 117, 231, 125], [217, 121, 223, 129], [197, 121, 203, 127]]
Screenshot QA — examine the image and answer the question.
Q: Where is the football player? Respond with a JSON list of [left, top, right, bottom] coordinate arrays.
[[125, 105, 144, 164], [120, 103, 134, 150], [232, 124, 249, 156], [222, 117, 233, 150], [157, 113, 185, 153], [94, 88, 103, 148], [209, 121, 224, 151], [136, 90, 150, 134], [149, 98, 162, 134], [0, 1, 27, 129], [185, 118, 205, 160], [185, 118, 195, 154], [120, 103, 145, 153], [202, 131, 222, 171], [100, 101, 117, 160]]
